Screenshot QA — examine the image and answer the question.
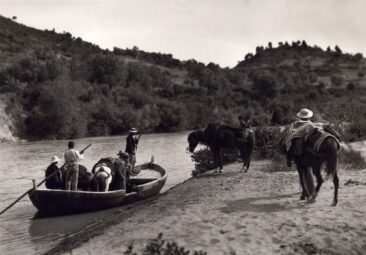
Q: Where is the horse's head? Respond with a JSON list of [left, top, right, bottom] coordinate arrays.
[[117, 151, 129, 162], [187, 131, 201, 153]]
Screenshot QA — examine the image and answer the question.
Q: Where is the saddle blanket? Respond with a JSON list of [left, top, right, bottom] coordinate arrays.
[[283, 121, 340, 153]]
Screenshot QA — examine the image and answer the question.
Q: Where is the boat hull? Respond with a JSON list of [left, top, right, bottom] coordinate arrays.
[[29, 163, 167, 217]]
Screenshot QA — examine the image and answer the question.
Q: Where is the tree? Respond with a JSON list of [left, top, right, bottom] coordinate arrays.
[[251, 74, 277, 100], [301, 40, 308, 48], [335, 45, 342, 54], [244, 53, 253, 61]]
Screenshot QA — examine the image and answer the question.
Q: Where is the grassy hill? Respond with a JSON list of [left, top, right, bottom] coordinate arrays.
[[1, 16, 366, 141]]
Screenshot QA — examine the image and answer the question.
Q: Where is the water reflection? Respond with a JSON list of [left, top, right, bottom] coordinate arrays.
[[0, 132, 194, 254]]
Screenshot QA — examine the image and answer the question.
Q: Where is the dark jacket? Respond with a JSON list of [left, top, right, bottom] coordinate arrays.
[[125, 134, 139, 155], [45, 162, 62, 189]]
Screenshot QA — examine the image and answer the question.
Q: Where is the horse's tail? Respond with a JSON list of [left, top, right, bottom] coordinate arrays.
[[324, 137, 339, 177]]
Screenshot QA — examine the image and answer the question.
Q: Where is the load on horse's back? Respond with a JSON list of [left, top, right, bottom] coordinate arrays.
[[279, 109, 341, 206], [187, 123, 255, 173]]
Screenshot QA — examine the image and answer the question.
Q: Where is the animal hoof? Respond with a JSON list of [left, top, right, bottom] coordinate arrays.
[[306, 197, 316, 203], [219, 169, 224, 174], [331, 201, 338, 207]]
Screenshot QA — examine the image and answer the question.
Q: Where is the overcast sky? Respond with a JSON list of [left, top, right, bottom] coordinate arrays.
[[0, 0, 365, 67]]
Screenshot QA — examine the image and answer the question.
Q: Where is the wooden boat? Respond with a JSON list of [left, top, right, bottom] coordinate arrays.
[[28, 162, 167, 217]]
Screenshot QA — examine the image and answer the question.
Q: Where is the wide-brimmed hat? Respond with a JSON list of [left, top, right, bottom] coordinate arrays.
[[129, 128, 138, 133], [50, 156, 60, 163], [296, 108, 313, 119]]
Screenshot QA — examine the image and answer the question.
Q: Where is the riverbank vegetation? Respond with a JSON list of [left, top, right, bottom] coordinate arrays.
[[124, 233, 207, 255], [1, 16, 366, 141]]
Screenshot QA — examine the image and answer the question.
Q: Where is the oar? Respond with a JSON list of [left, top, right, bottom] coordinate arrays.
[[0, 144, 92, 216], [80, 143, 92, 154]]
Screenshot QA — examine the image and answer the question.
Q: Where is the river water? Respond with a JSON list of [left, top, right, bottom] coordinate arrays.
[[0, 132, 195, 255]]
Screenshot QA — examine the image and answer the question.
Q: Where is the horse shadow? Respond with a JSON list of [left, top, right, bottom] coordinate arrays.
[[194, 171, 240, 179], [220, 193, 302, 214]]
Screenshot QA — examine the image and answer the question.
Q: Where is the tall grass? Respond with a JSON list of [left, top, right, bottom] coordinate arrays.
[[338, 144, 366, 170]]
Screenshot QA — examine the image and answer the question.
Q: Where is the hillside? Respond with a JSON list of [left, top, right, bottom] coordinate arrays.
[[1, 16, 366, 140]]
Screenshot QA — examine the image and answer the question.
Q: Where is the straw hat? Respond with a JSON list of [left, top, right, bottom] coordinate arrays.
[[50, 155, 60, 163], [129, 127, 138, 133], [296, 108, 313, 119]]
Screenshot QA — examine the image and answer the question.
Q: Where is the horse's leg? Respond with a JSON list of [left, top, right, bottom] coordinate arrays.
[[240, 147, 250, 172], [100, 178, 107, 192], [210, 147, 219, 173], [312, 164, 323, 199], [295, 161, 308, 200], [332, 173, 339, 206], [239, 147, 246, 172], [327, 147, 339, 206], [217, 147, 224, 173], [304, 167, 315, 201]]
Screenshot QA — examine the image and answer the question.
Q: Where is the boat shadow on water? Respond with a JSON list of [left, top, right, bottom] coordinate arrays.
[[28, 206, 120, 241]]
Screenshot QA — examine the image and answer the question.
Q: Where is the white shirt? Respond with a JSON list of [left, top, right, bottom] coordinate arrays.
[[63, 149, 84, 164]]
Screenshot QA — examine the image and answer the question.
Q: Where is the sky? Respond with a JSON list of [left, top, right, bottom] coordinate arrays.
[[0, 0, 365, 67]]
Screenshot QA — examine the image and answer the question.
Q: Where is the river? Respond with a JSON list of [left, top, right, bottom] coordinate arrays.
[[0, 132, 195, 255]]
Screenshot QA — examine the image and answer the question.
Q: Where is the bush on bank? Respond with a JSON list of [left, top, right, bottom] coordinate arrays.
[[124, 233, 207, 255]]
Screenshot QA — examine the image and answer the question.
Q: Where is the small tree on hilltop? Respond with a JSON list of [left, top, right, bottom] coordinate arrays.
[[301, 40, 308, 48], [335, 45, 342, 55]]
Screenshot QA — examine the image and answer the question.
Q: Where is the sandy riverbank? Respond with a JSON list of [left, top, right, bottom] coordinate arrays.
[[47, 160, 366, 255]]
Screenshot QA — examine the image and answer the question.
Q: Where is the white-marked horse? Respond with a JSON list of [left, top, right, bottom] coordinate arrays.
[[91, 154, 129, 192]]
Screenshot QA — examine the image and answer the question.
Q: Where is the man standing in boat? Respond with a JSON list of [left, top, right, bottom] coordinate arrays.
[[125, 128, 141, 174], [63, 141, 84, 191]]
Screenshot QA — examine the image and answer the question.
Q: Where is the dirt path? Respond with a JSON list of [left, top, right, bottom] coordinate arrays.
[[48, 160, 366, 255]]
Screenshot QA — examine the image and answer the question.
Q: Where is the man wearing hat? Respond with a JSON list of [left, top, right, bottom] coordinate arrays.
[[296, 108, 313, 123], [285, 108, 315, 196], [125, 128, 141, 173], [45, 156, 63, 189], [284, 108, 314, 159]]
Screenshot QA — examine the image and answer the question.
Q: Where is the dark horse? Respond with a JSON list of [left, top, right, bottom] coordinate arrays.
[[188, 123, 255, 173], [280, 131, 340, 206], [91, 157, 128, 191]]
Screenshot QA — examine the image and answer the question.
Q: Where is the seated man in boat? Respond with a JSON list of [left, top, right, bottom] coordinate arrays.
[[45, 156, 62, 189], [63, 141, 84, 191]]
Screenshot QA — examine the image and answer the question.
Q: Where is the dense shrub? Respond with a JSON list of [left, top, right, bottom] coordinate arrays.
[[124, 233, 207, 255], [339, 144, 366, 170], [190, 148, 237, 176]]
